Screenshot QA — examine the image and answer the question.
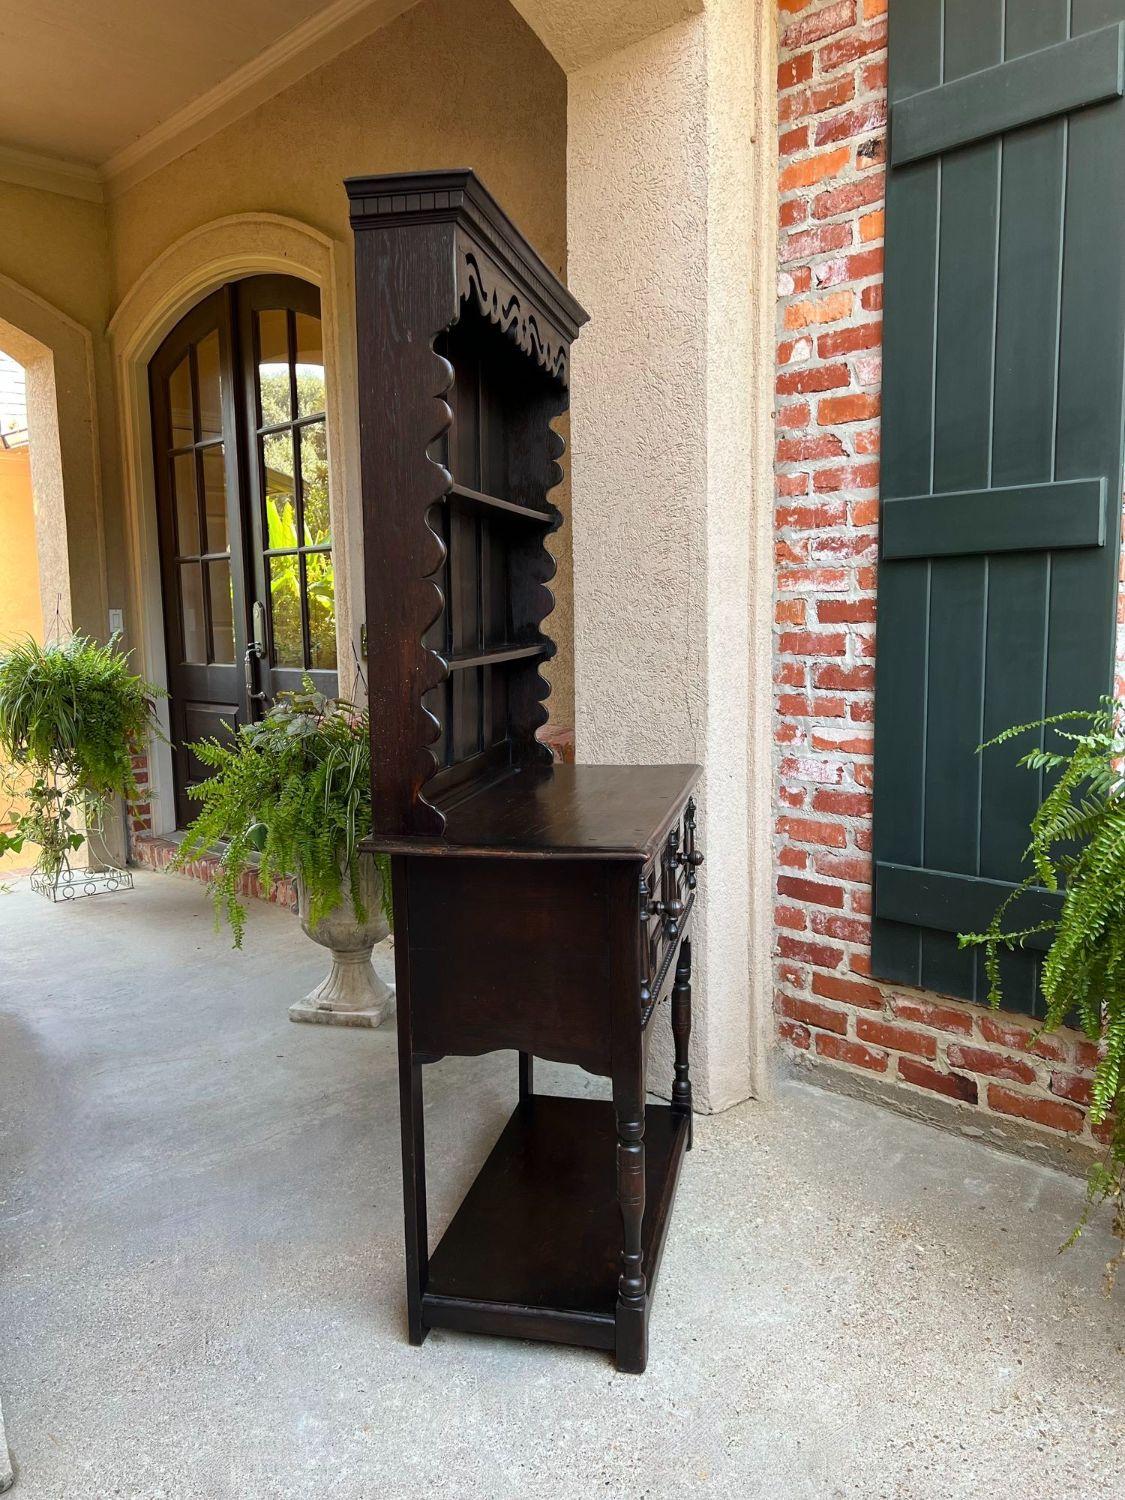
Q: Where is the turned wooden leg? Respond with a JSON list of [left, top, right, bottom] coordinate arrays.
[[672, 936, 693, 1148], [518, 1051, 535, 1100], [614, 1089, 648, 1373]]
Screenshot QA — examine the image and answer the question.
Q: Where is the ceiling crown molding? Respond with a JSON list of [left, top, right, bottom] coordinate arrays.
[[0, 143, 104, 204], [102, 0, 421, 198]]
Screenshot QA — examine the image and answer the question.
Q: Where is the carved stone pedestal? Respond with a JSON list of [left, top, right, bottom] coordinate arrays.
[[289, 856, 394, 1029], [288, 935, 396, 1028]]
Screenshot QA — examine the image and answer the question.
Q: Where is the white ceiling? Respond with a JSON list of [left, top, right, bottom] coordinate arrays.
[[0, 0, 345, 165]]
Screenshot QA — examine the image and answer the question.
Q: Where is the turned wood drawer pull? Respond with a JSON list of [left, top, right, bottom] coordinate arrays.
[[677, 797, 704, 887], [644, 892, 685, 940]]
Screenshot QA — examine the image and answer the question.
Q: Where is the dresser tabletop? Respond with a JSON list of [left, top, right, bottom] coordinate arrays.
[[366, 763, 701, 861]]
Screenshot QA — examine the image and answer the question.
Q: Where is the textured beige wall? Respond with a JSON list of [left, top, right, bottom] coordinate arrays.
[[510, 0, 704, 72], [568, 0, 777, 1109], [0, 182, 109, 333], [107, 0, 573, 722], [0, 181, 123, 641]]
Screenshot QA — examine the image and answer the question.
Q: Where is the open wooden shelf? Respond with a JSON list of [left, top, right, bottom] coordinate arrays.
[[423, 1094, 690, 1350], [444, 642, 547, 671], [446, 482, 553, 526]]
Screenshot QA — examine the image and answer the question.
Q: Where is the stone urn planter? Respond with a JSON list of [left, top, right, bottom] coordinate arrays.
[[289, 852, 394, 1028]]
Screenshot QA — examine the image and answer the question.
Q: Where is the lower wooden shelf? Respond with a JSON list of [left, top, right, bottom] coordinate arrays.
[[422, 1094, 690, 1353]]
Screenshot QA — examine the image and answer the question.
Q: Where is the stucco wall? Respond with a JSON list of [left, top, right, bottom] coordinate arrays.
[[568, 0, 777, 1110], [0, 445, 44, 873], [107, 0, 574, 723], [0, 182, 109, 335], [0, 180, 123, 640]]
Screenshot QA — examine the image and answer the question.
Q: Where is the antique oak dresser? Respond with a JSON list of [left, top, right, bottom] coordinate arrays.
[[347, 169, 703, 1374]]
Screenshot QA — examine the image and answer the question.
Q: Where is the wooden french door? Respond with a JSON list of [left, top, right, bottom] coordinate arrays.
[[150, 275, 338, 826]]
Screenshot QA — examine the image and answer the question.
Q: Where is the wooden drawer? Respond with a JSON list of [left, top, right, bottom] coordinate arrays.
[[639, 797, 703, 1025]]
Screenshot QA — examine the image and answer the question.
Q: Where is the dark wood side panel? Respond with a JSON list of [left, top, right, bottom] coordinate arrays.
[[405, 857, 628, 1075], [353, 221, 457, 837]]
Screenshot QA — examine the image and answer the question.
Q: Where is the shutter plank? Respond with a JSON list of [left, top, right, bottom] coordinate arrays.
[[1045, 11, 1125, 1033], [982, 0, 1069, 1014], [870, 0, 944, 988], [1049, 56, 1125, 741], [876, 863, 1062, 943], [881, 479, 1104, 560], [891, 23, 1125, 165], [918, 0, 1003, 999]]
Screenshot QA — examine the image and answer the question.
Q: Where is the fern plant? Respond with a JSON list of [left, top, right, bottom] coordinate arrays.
[[174, 684, 391, 948], [0, 633, 161, 881], [960, 697, 1125, 1282]]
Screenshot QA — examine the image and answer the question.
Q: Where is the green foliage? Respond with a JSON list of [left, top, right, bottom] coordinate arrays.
[[0, 633, 161, 880], [173, 684, 390, 949], [959, 698, 1125, 1284], [264, 494, 335, 668]]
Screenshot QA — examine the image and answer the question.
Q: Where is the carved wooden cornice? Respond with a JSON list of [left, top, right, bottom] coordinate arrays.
[[345, 168, 587, 384]]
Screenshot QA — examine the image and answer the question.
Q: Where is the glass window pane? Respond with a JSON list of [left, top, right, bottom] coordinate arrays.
[[306, 551, 337, 671], [295, 312, 325, 418], [207, 559, 235, 664], [268, 553, 304, 667], [179, 563, 206, 662], [201, 445, 228, 554], [261, 430, 297, 547], [299, 422, 330, 543], [256, 309, 291, 425], [173, 452, 199, 555], [168, 354, 193, 446], [196, 330, 223, 441]]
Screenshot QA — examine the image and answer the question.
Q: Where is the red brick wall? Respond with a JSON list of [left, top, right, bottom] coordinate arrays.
[[126, 746, 297, 910], [773, 0, 1108, 1157]]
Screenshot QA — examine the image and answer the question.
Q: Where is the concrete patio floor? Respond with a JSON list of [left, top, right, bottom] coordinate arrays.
[[1, 869, 1124, 1498]]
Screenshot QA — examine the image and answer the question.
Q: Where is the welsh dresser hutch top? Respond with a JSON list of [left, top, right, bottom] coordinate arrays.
[[347, 168, 697, 855]]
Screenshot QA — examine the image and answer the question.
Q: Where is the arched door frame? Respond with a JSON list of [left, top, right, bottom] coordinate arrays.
[[109, 214, 361, 835], [0, 275, 108, 645]]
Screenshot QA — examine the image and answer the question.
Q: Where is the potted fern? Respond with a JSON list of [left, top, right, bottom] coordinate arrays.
[[0, 633, 160, 895], [961, 698, 1125, 1287], [174, 684, 394, 1027]]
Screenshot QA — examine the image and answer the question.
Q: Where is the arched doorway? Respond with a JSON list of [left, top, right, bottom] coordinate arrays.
[[149, 275, 338, 826]]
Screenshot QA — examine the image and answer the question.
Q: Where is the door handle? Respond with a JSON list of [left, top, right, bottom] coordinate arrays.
[[244, 600, 269, 706], [243, 642, 267, 705]]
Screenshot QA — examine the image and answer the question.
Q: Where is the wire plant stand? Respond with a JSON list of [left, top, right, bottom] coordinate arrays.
[[28, 797, 134, 903]]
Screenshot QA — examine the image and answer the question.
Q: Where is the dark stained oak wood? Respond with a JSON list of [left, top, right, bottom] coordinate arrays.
[[366, 763, 701, 861], [447, 482, 554, 526], [424, 1097, 688, 1328], [349, 170, 701, 1373], [672, 937, 694, 1148], [443, 642, 546, 671]]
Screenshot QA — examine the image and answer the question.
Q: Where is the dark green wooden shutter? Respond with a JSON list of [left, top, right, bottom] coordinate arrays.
[[872, 0, 1125, 1014]]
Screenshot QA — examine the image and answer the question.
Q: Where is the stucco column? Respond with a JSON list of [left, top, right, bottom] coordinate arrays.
[[566, 0, 776, 1110]]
